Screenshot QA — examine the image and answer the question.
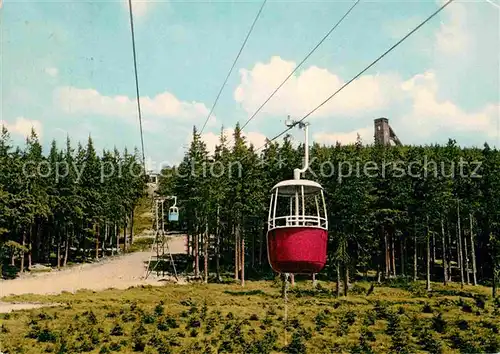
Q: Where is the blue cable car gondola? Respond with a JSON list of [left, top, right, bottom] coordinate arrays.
[[168, 196, 179, 222], [168, 206, 179, 221]]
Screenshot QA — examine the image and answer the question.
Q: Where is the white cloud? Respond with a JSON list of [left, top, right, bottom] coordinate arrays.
[[2, 117, 43, 139], [232, 0, 497, 148], [234, 56, 401, 120], [53, 87, 215, 131], [234, 55, 498, 146], [198, 130, 227, 155], [435, 0, 470, 55], [399, 70, 499, 139], [53, 122, 98, 144], [244, 130, 267, 149], [45, 67, 58, 77], [312, 71, 499, 145], [124, 0, 154, 18]]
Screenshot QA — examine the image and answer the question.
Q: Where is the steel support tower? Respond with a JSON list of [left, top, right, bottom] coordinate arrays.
[[144, 196, 178, 280]]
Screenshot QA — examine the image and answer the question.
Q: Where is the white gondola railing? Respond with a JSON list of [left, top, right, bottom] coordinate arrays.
[[268, 215, 327, 230]]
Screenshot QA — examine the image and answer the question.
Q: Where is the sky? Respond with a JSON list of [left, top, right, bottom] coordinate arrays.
[[1, 0, 499, 171]]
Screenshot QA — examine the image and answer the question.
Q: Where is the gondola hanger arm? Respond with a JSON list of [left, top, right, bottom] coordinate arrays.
[[285, 116, 310, 180]]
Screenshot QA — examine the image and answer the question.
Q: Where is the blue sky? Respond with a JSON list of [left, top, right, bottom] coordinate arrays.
[[1, 0, 499, 169]]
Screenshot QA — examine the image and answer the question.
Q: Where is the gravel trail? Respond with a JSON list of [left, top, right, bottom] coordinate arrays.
[[0, 235, 187, 312]]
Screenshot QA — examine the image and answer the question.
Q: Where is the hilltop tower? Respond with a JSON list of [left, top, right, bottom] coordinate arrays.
[[374, 118, 401, 146]]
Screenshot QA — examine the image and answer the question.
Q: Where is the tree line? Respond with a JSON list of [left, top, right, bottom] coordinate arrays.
[[0, 127, 146, 276], [159, 124, 500, 297]]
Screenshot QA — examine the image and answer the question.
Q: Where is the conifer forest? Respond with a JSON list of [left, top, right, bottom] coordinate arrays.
[[1, 123, 500, 353], [0, 127, 145, 274], [161, 125, 500, 297], [1, 123, 499, 292], [3, 0, 500, 351]]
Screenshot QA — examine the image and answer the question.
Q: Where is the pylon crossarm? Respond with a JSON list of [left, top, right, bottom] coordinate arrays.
[[285, 118, 310, 180]]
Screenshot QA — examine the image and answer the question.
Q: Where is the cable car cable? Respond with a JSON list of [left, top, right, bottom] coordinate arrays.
[[127, 0, 146, 173], [200, 0, 268, 135], [237, 0, 361, 135], [484, 0, 500, 10], [260, 0, 455, 147]]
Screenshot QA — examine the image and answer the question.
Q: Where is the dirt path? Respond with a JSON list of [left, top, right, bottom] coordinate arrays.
[[0, 302, 61, 313], [0, 235, 187, 301]]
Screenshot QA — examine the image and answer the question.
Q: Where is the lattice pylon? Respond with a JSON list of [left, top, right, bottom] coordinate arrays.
[[144, 197, 178, 280]]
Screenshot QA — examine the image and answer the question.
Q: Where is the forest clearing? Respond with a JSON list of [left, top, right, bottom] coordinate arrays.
[[0, 235, 186, 313], [2, 0, 500, 352], [0, 239, 183, 298], [0, 278, 499, 353], [1, 124, 500, 353]]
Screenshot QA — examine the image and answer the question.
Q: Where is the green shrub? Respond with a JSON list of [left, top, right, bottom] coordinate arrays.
[[132, 335, 147, 351], [314, 310, 329, 331], [37, 327, 57, 343], [449, 332, 482, 353], [204, 317, 217, 335], [418, 328, 443, 354], [456, 319, 469, 330], [350, 284, 366, 295], [154, 304, 165, 316], [344, 310, 356, 325], [422, 303, 433, 313], [353, 327, 375, 354], [474, 294, 487, 309], [244, 330, 277, 354], [385, 311, 400, 336], [121, 313, 136, 322], [99, 344, 111, 354], [432, 313, 447, 333], [363, 310, 377, 326], [373, 301, 389, 319], [110, 324, 124, 336], [83, 310, 98, 325], [142, 312, 156, 324], [283, 331, 306, 354]]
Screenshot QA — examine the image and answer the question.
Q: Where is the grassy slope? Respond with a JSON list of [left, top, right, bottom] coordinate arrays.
[[132, 197, 153, 237], [0, 280, 498, 353]]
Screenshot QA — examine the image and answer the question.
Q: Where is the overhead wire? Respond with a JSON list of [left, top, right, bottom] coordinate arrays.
[[200, 0, 268, 134], [127, 0, 146, 173], [256, 0, 456, 151], [237, 0, 361, 135], [484, 0, 500, 10]]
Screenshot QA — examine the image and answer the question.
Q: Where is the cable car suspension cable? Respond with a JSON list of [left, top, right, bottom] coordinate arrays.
[[256, 0, 455, 151], [200, 0, 268, 134], [236, 0, 361, 135], [127, 0, 146, 173]]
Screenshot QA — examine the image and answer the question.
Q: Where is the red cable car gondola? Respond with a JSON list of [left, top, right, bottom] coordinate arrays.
[[267, 119, 328, 274]]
